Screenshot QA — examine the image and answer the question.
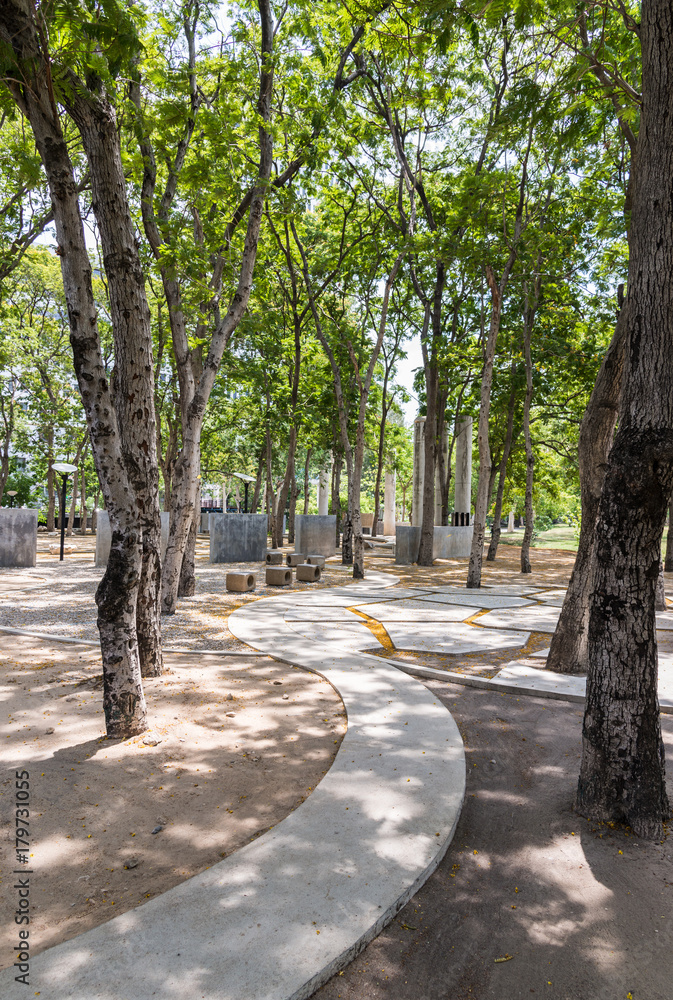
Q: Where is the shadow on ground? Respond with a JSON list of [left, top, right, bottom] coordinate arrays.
[[311, 681, 673, 1000]]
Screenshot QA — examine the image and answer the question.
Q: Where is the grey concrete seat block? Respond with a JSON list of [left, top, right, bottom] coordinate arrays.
[[286, 552, 305, 566], [305, 554, 326, 567], [266, 566, 292, 586], [226, 572, 255, 593], [266, 550, 284, 565], [296, 563, 321, 582], [0, 509, 38, 567]]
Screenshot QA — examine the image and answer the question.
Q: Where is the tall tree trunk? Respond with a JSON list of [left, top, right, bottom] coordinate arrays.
[[0, 1, 157, 730], [303, 447, 311, 515], [487, 382, 517, 562], [576, 0, 673, 840], [332, 449, 343, 549], [46, 427, 55, 531], [70, 88, 163, 679], [79, 460, 87, 535], [419, 265, 445, 565], [265, 419, 277, 548], [178, 475, 199, 598], [66, 468, 78, 537], [251, 448, 264, 513], [467, 266, 506, 588], [466, 128, 531, 588], [520, 276, 540, 574], [288, 475, 298, 544], [371, 376, 390, 538], [546, 316, 626, 674]]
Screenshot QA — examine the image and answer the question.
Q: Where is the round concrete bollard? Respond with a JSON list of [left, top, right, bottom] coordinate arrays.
[[226, 572, 256, 593], [296, 563, 321, 582], [305, 554, 326, 568], [286, 552, 305, 566], [266, 550, 284, 565], [266, 566, 292, 586]]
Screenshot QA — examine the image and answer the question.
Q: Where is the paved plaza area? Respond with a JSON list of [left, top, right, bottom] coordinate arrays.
[[1, 535, 672, 999]]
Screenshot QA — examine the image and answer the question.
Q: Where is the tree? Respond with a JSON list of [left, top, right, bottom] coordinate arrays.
[[574, 0, 673, 840], [0, 0, 162, 736]]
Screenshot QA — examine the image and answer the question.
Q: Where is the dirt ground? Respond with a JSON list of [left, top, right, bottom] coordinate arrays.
[[312, 682, 673, 1000], [0, 633, 346, 965]]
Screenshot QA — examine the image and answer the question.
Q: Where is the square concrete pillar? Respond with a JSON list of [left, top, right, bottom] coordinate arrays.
[[96, 511, 170, 567], [0, 509, 38, 567], [210, 513, 268, 563], [383, 471, 396, 535], [294, 514, 336, 557], [432, 525, 474, 559], [394, 525, 421, 565], [454, 415, 473, 522], [412, 416, 425, 527]]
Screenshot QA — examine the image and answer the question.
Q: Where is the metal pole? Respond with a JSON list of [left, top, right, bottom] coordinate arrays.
[[59, 474, 67, 561], [244, 483, 249, 513]]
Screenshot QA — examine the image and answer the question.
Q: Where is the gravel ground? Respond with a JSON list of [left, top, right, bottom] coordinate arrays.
[[0, 535, 361, 650]]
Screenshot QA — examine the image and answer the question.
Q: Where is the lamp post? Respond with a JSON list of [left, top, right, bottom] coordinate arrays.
[[6, 490, 17, 508], [50, 463, 77, 561]]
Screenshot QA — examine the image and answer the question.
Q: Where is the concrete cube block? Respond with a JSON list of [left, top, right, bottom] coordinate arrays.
[[210, 513, 267, 563], [294, 514, 336, 557], [96, 511, 170, 567], [266, 550, 284, 565], [0, 509, 38, 567], [395, 525, 421, 565], [226, 572, 256, 593], [305, 555, 326, 568], [266, 566, 292, 587], [296, 563, 321, 582], [286, 552, 305, 566]]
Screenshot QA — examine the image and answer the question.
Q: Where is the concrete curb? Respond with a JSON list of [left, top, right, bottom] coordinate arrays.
[[0, 623, 269, 656], [384, 657, 673, 714]]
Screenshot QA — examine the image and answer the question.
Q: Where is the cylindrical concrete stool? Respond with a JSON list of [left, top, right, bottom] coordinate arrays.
[[305, 555, 326, 568], [266, 550, 283, 565], [226, 572, 255, 593], [296, 563, 321, 582], [286, 552, 305, 566], [266, 567, 291, 586]]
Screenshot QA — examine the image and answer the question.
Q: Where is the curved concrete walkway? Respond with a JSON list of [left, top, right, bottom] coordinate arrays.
[[1, 572, 466, 1000]]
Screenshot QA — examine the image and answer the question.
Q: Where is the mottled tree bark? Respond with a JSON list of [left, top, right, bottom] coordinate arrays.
[[332, 449, 343, 549], [576, 0, 673, 839], [467, 266, 507, 588], [0, 0, 155, 732], [302, 448, 311, 515], [288, 475, 298, 544], [418, 265, 445, 565], [487, 383, 517, 562], [520, 275, 541, 574], [546, 318, 625, 675], [68, 88, 162, 678]]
